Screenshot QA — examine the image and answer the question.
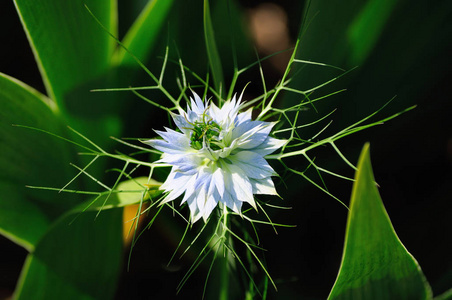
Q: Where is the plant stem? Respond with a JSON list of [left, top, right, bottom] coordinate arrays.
[[218, 203, 229, 300]]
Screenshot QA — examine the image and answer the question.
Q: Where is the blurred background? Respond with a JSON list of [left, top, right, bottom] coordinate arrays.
[[1, 0, 451, 299]]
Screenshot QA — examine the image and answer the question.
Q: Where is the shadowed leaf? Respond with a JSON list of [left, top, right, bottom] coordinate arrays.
[[204, 0, 224, 96], [0, 73, 77, 250], [116, 0, 175, 66], [15, 209, 123, 300]]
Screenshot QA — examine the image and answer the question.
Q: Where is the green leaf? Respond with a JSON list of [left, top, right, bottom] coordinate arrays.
[[115, 0, 175, 66], [0, 73, 78, 250], [69, 177, 162, 214], [203, 0, 224, 96], [434, 288, 452, 300], [15, 209, 123, 300], [13, 0, 116, 111], [328, 143, 432, 300], [347, 0, 398, 65]]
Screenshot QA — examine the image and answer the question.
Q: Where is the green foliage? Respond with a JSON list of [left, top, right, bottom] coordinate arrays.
[[13, 0, 116, 109], [1, 0, 450, 298], [204, 0, 224, 95], [2, 1, 173, 299], [71, 177, 162, 213], [0, 73, 76, 250], [347, 0, 398, 64], [116, 0, 175, 66], [15, 209, 123, 300], [329, 144, 432, 299]]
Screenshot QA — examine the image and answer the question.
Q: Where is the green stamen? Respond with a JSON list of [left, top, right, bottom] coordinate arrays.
[[189, 119, 221, 150]]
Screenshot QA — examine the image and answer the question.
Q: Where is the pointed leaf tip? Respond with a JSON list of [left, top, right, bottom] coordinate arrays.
[[329, 143, 432, 300]]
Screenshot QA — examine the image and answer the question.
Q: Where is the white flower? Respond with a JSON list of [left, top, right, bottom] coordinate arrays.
[[144, 92, 286, 223]]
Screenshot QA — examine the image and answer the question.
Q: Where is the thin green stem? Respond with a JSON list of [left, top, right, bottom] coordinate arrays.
[[217, 203, 229, 300]]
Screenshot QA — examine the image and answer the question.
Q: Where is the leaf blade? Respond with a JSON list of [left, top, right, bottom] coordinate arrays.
[[328, 143, 432, 299], [15, 209, 123, 300], [203, 0, 224, 96], [0, 73, 78, 249], [116, 0, 175, 66], [13, 0, 116, 110], [69, 177, 162, 214]]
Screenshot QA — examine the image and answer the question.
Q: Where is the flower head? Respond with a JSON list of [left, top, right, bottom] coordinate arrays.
[[145, 92, 286, 223]]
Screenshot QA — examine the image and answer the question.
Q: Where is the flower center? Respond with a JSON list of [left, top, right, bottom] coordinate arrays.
[[189, 119, 222, 150]]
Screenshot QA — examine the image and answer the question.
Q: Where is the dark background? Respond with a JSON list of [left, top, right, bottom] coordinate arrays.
[[1, 0, 451, 299]]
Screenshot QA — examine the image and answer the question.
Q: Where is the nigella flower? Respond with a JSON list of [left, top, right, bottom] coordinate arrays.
[[144, 92, 286, 223]]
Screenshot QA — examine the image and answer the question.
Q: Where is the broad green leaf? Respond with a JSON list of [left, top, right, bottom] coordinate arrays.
[[115, 0, 175, 66], [328, 143, 432, 299], [0, 73, 78, 250], [13, 0, 116, 112], [203, 0, 224, 96], [15, 209, 123, 300]]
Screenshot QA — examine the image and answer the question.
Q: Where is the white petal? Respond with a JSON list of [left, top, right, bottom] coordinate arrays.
[[212, 167, 225, 197], [159, 153, 200, 175], [190, 92, 205, 115], [196, 183, 208, 210], [186, 192, 202, 223], [221, 191, 242, 214], [229, 151, 275, 179], [199, 145, 220, 161], [222, 164, 256, 209], [171, 112, 192, 134], [214, 95, 242, 126], [191, 173, 218, 222], [233, 121, 274, 149], [236, 108, 252, 125], [202, 189, 219, 222], [252, 136, 287, 156], [194, 166, 211, 188], [144, 128, 191, 154], [159, 167, 188, 191], [208, 102, 222, 123], [218, 139, 239, 158], [250, 177, 278, 195], [160, 170, 192, 203], [181, 174, 199, 204]]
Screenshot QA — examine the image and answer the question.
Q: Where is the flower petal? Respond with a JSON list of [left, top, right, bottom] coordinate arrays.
[[250, 177, 278, 195], [233, 121, 274, 150], [159, 153, 200, 175], [222, 164, 256, 209], [212, 167, 225, 197], [229, 151, 276, 179], [160, 171, 192, 203], [186, 192, 202, 223], [171, 111, 192, 134], [190, 92, 206, 115], [202, 193, 218, 222], [252, 136, 287, 156], [221, 191, 242, 214], [236, 108, 252, 125], [144, 128, 191, 154]]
